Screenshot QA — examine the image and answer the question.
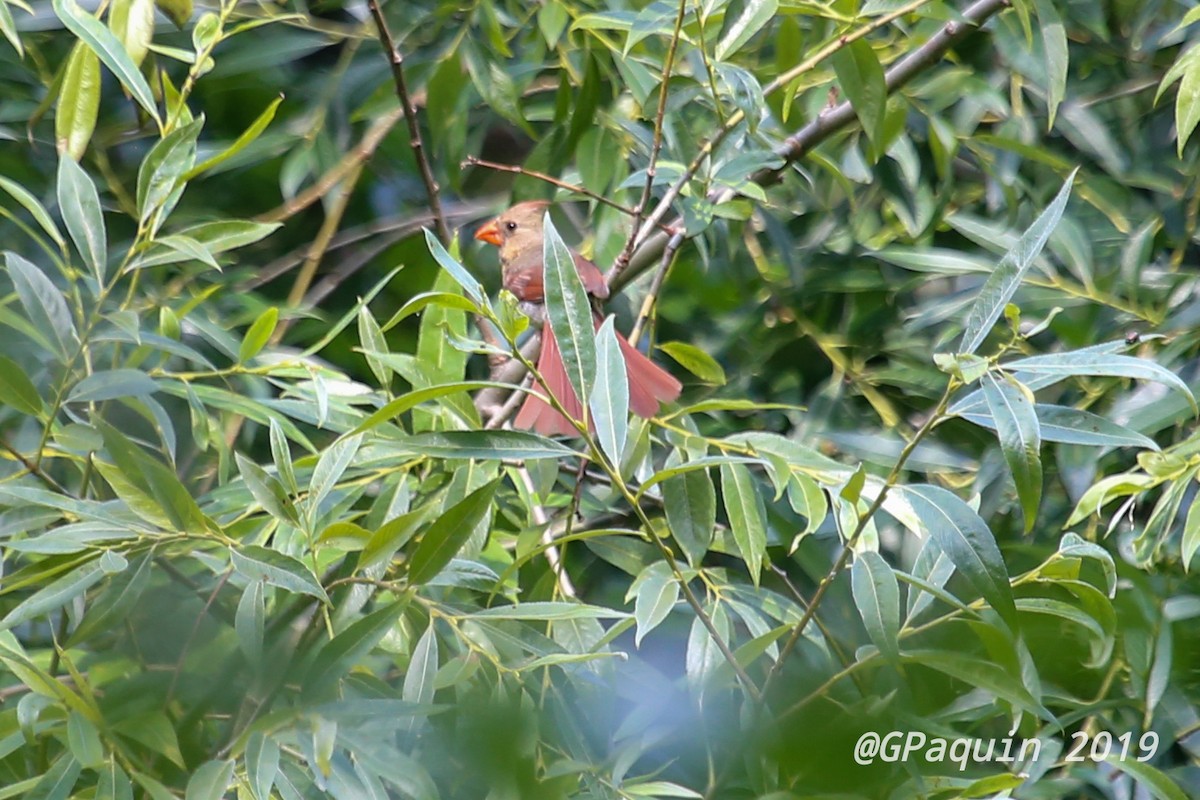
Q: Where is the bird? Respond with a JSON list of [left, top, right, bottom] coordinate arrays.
[[474, 200, 682, 436]]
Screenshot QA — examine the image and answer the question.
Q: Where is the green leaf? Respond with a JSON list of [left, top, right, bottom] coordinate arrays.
[[1182, 497, 1200, 572], [590, 316, 629, 467], [958, 170, 1075, 354], [234, 579, 264, 665], [0, 0, 24, 58], [542, 212, 596, 424], [1103, 756, 1189, 800], [958, 403, 1158, 449], [26, 753, 82, 800], [53, 0, 161, 124], [306, 600, 408, 693], [715, 0, 777, 60], [245, 733, 279, 800], [982, 373, 1042, 532], [660, 340, 725, 385], [408, 479, 499, 585], [56, 154, 107, 283], [384, 430, 582, 460], [423, 228, 484, 306], [901, 485, 1018, 631], [55, 42, 100, 160], [851, 550, 901, 664], [66, 712, 103, 768], [229, 546, 328, 602], [6, 251, 78, 360], [624, 781, 703, 798], [269, 418, 297, 494], [136, 117, 201, 223], [831, 39, 886, 152], [307, 432, 362, 525], [0, 356, 42, 415], [0, 558, 107, 632], [1032, 0, 1067, 128], [184, 760, 234, 800], [0, 175, 67, 252], [235, 453, 297, 524], [470, 602, 630, 620], [663, 465, 716, 566], [96, 760, 133, 800], [185, 96, 282, 179], [631, 562, 679, 646], [402, 622, 439, 730], [67, 369, 158, 403], [239, 306, 278, 363], [1002, 351, 1196, 409], [721, 462, 767, 585], [902, 650, 1047, 719], [108, 0, 155, 67]]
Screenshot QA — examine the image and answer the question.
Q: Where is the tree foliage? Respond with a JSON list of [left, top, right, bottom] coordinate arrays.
[[2, 0, 1200, 797]]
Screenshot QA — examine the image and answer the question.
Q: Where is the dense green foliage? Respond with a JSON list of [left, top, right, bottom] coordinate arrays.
[[3, 0, 1200, 797]]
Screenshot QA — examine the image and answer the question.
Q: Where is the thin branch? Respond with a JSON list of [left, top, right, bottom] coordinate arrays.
[[613, 0, 689, 277], [285, 163, 363, 310], [629, 230, 685, 344], [0, 436, 69, 494], [464, 156, 646, 223], [256, 107, 403, 224], [515, 466, 577, 598], [609, 0, 1011, 292], [759, 379, 958, 701], [366, 0, 451, 245]]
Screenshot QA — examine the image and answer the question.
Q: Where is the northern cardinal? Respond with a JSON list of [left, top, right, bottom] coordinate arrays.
[[475, 201, 682, 435]]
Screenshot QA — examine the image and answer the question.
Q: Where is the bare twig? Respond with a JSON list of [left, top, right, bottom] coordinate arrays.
[[515, 466, 577, 598], [464, 156, 642, 222], [366, 0, 451, 245], [613, 0, 689, 277], [285, 163, 363, 310], [629, 230, 685, 344], [0, 436, 68, 494]]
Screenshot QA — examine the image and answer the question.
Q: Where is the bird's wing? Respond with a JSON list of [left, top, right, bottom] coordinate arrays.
[[502, 246, 609, 302]]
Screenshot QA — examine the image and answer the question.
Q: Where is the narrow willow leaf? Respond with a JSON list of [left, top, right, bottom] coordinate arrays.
[[0, 176, 67, 252], [1003, 351, 1195, 409], [720, 462, 767, 585], [904, 537, 955, 623], [245, 733, 279, 800], [306, 432, 362, 526], [832, 38, 886, 152], [1032, 0, 1067, 128], [0, 356, 42, 415], [408, 479, 499, 585], [6, 251, 78, 359], [590, 316, 628, 467], [306, 600, 408, 692], [402, 621, 439, 711], [96, 760, 133, 800], [55, 42, 101, 160], [902, 485, 1018, 631], [66, 711, 103, 768], [958, 403, 1157, 450], [663, 466, 716, 566], [470, 602, 630, 620], [235, 580, 264, 665], [184, 760, 234, 800], [67, 369, 157, 403], [108, 0, 155, 67], [660, 340, 725, 384], [53, 0, 161, 123], [902, 650, 1046, 719], [958, 170, 1076, 354], [982, 373, 1042, 532], [423, 228, 483, 305], [268, 418, 297, 494], [236, 453, 296, 523], [384, 430, 582, 460], [136, 117, 201, 223], [0, 559, 106, 631], [1102, 755, 1189, 800], [542, 212, 596, 423], [185, 96, 282, 179], [715, 0, 777, 60], [851, 550, 901, 664], [0, 0, 23, 57], [229, 546, 328, 602], [629, 562, 678, 646], [239, 306, 278, 363]]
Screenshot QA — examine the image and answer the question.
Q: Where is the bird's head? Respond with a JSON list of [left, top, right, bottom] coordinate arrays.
[[474, 200, 550, 261]]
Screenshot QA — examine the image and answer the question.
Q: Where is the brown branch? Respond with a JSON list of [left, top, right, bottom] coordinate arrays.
[[613, 0, 689, 277], [0, 436, 69, 494], [256, 107, 403, 224], [464, 156, 645, 221], [611, 0, 1011, 293], [366, 0, 451, 245], [629, 230, 685, 344]]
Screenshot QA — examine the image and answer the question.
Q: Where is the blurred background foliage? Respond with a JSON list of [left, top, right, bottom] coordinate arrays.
[[3, 0, 1200, 797]]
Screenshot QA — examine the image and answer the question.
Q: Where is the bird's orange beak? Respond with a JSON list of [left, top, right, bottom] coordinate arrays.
[[475, 218, 502, 247]]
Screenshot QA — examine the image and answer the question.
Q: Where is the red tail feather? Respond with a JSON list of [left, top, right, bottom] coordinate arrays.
[[514, 320, 682, 436]]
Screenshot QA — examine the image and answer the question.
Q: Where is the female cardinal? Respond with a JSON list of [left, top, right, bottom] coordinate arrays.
[[475, 201, 682, 436]]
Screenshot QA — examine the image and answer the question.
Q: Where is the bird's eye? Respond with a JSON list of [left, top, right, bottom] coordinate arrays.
[[505, 221, 518, 232]]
